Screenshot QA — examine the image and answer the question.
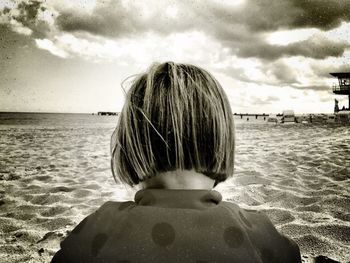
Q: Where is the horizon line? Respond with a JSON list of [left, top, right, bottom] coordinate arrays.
[[0, 110, 336, 115]]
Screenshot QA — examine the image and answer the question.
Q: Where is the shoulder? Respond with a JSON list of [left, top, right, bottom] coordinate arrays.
[[71, 200, 135, 235], [221, 201, 275, 232], [221, 202, 281, 233], [221, 202, 301, 263], [51, 201, 135, 262]]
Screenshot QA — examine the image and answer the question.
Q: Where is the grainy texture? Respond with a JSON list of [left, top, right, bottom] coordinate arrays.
[[0, 113, 349, 262]]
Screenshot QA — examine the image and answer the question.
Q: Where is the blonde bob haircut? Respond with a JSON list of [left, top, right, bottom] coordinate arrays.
[[111, 62, 235, 186]]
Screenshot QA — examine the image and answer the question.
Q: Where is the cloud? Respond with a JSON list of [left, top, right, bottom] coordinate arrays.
[[3, 0, 349, 62], [290, 84, 330, 91], [2, 0, 350, 98], [251, 96, 280, 106], [310, 62, 350, 78], [2, 0, 348, 114], [55, 1, 194, 38], [35, 38, 68, 58], [267, 61, 298, 85], [13, 0, 44, 25], [54, 0, 350, 38], [50, 0, 350, 62], [33, 30, 228, 67], [231, 33, 349, 60], [206, 0, 350, 32], [0, 0, 55, 38], [289, 0, 350, 30], [218, 56, 315, 89]]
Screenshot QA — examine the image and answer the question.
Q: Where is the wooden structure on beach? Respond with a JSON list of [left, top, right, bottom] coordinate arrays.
[[233, 113, 281, 119], [330, 72, 350, 111]]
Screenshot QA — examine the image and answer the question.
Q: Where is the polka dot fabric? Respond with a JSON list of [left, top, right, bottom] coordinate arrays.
[[51, 189, 301, 263]]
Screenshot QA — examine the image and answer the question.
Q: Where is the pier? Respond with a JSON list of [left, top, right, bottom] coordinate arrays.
[[97, 112, 118, 116], [233, 113, 281, 119]]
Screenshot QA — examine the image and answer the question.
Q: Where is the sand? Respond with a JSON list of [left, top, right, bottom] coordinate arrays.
[[0, 113, 349, 262]]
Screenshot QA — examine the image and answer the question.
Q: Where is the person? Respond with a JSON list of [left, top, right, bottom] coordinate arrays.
[[51, 62, 301, 263], [334, 99, 339, 113]]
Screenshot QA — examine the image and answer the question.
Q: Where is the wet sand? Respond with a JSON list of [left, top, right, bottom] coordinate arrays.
[[0, 113, 349, 262]]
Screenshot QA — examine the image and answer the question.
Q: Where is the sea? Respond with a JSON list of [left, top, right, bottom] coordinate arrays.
[[0, 113, 349, 263]]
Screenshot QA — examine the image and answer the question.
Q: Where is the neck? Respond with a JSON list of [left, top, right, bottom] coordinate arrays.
[[142, 170, 215, 190]]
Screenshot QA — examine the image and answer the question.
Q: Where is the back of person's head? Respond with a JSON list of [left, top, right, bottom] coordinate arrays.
[[111, 62, 235, 186]]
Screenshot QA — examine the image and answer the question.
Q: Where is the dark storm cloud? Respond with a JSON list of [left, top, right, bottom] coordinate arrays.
[[56, 0, 350, 36], [56, 1, 193, 37], [205, 0, 350, 32], [56, 11, 113, 36], [0, 0, 50, 38], [53, 0, 350, 61], [55, 4, 128, 37], [14, 0, 44, 25], [289, 0, 350, 30]]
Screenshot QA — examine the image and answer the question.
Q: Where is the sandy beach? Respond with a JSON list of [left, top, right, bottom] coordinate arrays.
[[0, 113, 349, 262]]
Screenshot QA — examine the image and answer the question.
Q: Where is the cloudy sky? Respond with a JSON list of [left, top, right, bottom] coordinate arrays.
[[1, 0, 350, 114]]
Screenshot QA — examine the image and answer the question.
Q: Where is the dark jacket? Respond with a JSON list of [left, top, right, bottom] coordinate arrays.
[[52, 189, 301, 263]]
